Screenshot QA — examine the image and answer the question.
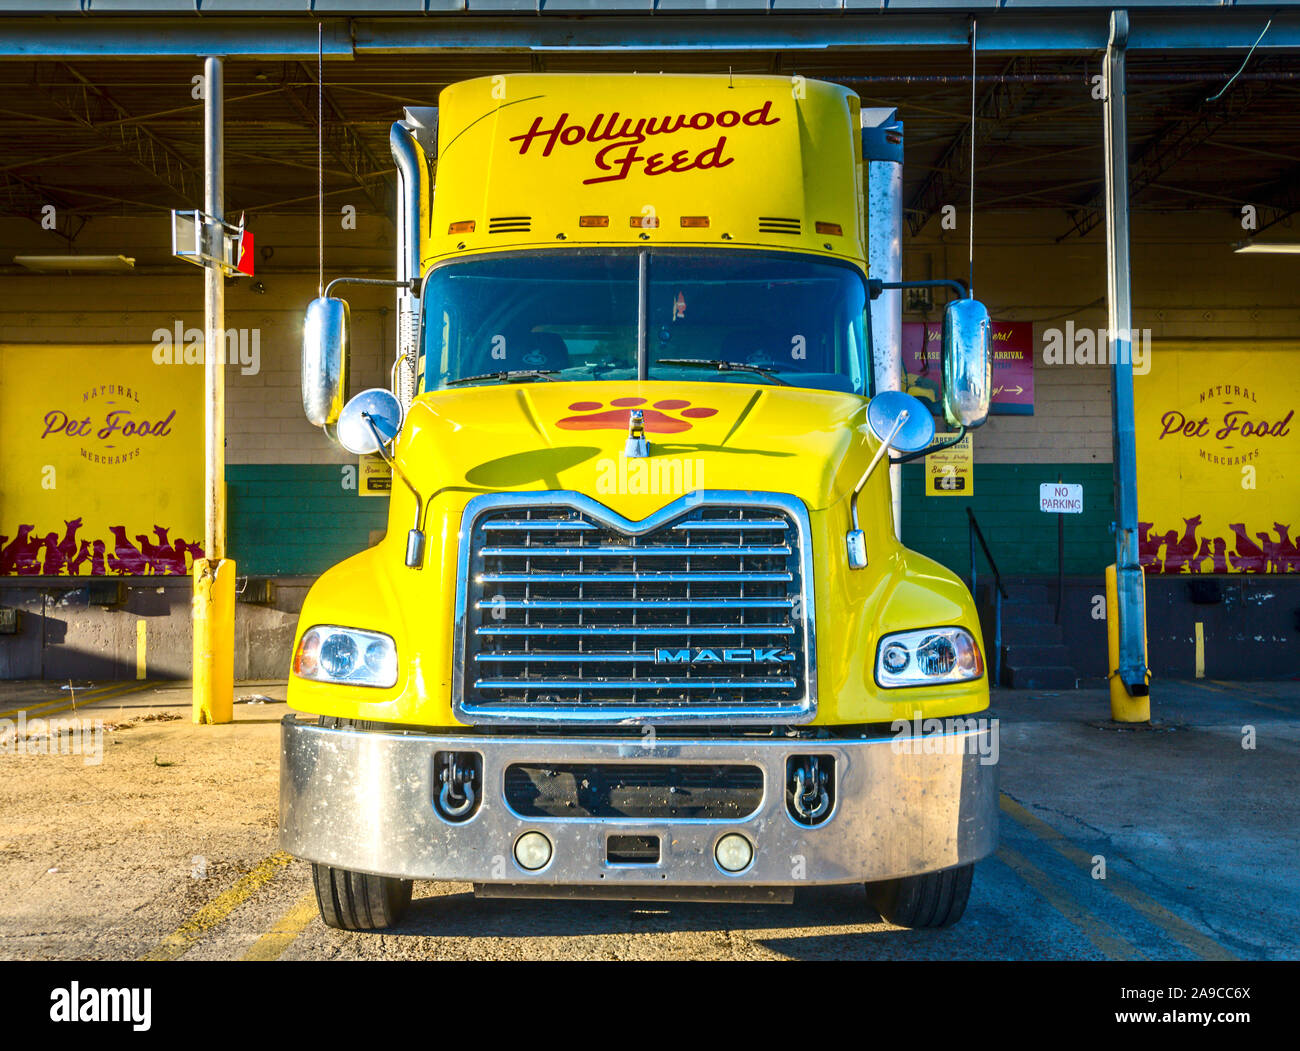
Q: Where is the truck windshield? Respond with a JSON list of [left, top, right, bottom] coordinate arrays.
[[420, 249, 868, 395]]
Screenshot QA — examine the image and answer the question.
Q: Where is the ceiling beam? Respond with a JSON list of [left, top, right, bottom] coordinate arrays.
[[905, 57, 1039, 237], [1058, 60, 1281, 241], [278, 61, 393, 218], [31, 62, 198, 206], [1249, 164, 1300, 238], [0, 171, 86, 242]]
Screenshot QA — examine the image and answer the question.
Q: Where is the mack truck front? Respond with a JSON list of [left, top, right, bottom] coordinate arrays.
[[284, 74, 997, 932]]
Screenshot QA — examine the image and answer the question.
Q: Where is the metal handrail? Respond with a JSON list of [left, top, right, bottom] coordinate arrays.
[[967, 507, 1007, 687]]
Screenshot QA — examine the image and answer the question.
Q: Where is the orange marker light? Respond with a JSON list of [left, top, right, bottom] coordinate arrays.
[[680, 216, 710, 228], [630, 216, 660, 229], [448, 220, 476, 234], [578, 215, 609, 227], [815, 222, 842, 236]]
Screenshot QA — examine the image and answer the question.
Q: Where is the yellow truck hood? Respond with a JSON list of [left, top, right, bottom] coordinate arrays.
[[399, 379, 878, 517]]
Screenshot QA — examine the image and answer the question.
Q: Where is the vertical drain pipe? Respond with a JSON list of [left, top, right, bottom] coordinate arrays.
[[863, 108, 905, 538], [1103, 10, 1151, 721]]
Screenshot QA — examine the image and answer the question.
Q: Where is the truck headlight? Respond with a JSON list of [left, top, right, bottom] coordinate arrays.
[[293, 626, 398, 688], [875, 627, 982, 688]]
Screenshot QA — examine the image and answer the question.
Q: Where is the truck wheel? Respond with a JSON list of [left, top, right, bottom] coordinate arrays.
[[866, 863, 973, 929], [311, 863, 413, 931]]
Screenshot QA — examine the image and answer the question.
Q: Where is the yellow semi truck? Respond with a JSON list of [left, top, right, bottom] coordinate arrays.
[[285, 73, 997, 931]]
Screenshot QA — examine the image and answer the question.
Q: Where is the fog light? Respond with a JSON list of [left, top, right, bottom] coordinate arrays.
[[514, 831, 552, 871], [715, 833, 753, 873]]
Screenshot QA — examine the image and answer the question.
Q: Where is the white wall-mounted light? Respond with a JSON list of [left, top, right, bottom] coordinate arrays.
[[1233, 242, 1300, 255], [13, 254, 137, 272]]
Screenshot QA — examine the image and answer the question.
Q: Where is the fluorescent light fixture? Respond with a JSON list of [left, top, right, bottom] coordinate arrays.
[[13, 254, 136, 272], [1233, 242, 1300, 255]]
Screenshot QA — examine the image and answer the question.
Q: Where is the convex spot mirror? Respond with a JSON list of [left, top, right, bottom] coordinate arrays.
[[302, 296, 350, 428], [942, 298, 992, 430], [337, 388, 404, 456], [866, 390, 935, 453]]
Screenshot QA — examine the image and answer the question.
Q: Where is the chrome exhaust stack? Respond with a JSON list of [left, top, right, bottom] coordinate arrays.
[[390, 108, 435, 411]]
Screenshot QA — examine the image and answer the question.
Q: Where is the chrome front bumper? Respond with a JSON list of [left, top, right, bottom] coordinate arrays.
[[279, 715, 997, 888]]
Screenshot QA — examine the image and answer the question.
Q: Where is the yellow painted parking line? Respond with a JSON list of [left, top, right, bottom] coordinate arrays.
[[1206, 680, 1293, 714], [138, 852, 295, 962], [0, 681, 155, 721], [241, 892, 318, 961], [0, 680, 143, 717], [1000, 795, 1239, 961], [996, 845, 1143, 960]]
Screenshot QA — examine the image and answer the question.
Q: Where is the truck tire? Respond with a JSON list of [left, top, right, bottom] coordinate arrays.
[[866, 863, 974, 929], [312, 863, 413, 931]]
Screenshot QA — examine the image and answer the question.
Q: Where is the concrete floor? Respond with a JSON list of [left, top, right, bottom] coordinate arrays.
[[0, 677, 1295, 961]]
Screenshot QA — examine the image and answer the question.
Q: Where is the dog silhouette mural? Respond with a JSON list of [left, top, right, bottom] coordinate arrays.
[[1139, 517, 1295, 574], [0, 521, 203, 576]]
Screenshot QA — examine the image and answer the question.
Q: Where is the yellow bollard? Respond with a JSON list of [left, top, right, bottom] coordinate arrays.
[[192, 558, 236, 724], [1105, 563, 1151, 723]]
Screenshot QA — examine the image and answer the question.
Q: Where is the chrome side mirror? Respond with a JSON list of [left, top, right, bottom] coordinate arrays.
[[302, 296, 350, 428], [337, 388, 404, 456], [942, 298, 992, 430]]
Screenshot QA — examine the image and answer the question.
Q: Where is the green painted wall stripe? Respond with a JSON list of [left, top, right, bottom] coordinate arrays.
[[227, 462, 1115, 578], [902, 462, 1114, 576], [227, 464, 387, 576]]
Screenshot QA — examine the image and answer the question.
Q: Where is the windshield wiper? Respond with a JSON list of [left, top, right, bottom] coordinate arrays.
[[655, 358, 790, 386], [445, 369, 557, 387]]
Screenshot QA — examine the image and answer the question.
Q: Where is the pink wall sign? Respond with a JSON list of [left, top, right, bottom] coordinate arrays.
[[902, 320, 1034, 416]]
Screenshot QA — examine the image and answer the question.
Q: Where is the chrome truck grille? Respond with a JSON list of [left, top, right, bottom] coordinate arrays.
[[452, 491, 816, 724]]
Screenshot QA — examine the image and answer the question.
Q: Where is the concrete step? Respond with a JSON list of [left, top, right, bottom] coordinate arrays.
[[1001, 643, 1073, 667], [977, 582, 1051, 606], [999, 602, 1058, 625], [983, 618, 1064, 647], [1005, 664, 1080, 690]]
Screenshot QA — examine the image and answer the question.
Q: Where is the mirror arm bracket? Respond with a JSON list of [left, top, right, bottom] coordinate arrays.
[[324, 276, 421, 298], [868, 278, 969, 301], [845, 410, 911, 570], [890, 424, 967, 465], [361, 412, 427, 569]]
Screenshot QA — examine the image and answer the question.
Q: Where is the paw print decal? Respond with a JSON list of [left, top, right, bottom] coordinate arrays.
[[556, 396, 718, 434]]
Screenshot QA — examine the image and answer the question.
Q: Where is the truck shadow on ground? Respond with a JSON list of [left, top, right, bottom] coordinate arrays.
[[385, 883, 932, 955]]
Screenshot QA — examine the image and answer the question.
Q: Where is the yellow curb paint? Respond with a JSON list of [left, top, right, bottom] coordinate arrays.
[[137, 619, 147, 680], [1000, 794, 1238, 961], [0, 681, 153, 721], [1194, 621, 1204, 679], [1196, 679, 1291, 714], [138, 852, 294, 962], [241, 892, 319, 961], [995, 845, 1142, 961]]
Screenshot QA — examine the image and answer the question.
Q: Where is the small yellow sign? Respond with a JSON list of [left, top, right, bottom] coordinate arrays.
[[925, 432, 973, 497], [359, 454, 393, 497]]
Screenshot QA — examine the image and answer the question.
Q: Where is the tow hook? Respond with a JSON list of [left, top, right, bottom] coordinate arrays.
[[435, 751, 481, 822], [787, 755, 834, 826]]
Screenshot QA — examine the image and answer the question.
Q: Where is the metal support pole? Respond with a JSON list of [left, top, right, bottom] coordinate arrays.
[[204, 55, 225, 563], [193, 55, 234, 725], [1102, 11, 1150, 721], [863, 108, 904, 539]]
